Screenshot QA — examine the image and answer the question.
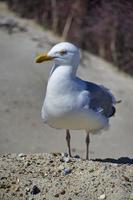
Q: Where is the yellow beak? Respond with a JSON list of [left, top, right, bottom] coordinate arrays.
[[35, 53, 54, 63]]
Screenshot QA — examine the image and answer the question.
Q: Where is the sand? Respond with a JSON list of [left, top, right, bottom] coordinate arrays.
[[0, 153, 133, 200]]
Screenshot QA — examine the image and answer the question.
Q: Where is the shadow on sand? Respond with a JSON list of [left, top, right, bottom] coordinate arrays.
[[93, 157, 133, 165]]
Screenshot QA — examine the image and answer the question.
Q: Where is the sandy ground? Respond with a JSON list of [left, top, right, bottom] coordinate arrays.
[[0, 3, 133, 159], [0, 153, 133, 200]]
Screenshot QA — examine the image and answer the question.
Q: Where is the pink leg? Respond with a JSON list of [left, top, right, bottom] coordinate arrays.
[[66, 129, 72, 157], [86, 132, 90, 160]]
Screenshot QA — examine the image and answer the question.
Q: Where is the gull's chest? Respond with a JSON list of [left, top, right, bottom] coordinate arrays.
[[42, 75, 81, 123], [45, 79, 78, 112]]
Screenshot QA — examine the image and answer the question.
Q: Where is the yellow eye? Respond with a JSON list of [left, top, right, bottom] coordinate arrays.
[[59, 50, 67, 55]]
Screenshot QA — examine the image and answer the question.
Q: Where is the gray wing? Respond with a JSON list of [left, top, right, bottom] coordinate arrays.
[[84, 81, 116, 118]]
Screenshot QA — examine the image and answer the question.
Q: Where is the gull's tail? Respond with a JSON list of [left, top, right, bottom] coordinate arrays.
[[116, 100, 122, 104]]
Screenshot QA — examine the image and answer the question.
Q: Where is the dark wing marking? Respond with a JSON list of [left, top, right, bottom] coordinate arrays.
[[84, 81, 116, 118]]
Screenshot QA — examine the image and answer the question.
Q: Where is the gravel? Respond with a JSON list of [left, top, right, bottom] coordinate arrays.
[[0, 153, 132, 200]]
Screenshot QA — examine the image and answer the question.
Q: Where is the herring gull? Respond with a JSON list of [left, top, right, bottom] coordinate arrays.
[[35, 42, 118, 159]]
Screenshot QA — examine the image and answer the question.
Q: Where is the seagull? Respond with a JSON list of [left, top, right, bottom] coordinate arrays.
[[35, 42, 118, 160]]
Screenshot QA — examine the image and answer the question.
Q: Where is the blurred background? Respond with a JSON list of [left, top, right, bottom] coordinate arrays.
[[7, 0, 133, 75], [0, 0, 133, 159]]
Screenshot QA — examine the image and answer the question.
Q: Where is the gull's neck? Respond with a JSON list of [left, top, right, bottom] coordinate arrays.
[[49, 63, 78, 80], [46, 63, 78, 99]]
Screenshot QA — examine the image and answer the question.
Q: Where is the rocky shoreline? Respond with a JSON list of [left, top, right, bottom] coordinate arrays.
[[0, 153, 133, 200]]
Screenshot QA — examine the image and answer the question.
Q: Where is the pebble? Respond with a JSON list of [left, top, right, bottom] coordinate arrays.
[[61, 152, 68, 157], [60, 152, 71, 163], [25, 187, 30, 193], [122, 175, 130, 182], [63, 168, 72, 175], [25, 161, 31, 167], [74, 155, 80, 159], [52, 153, 60, 157], [49, 159, 54, 163], [60, 156, 70, 163], [111, 163, 118, 167], [17, 178, 20, 183], [31, 185, 40, 195], [28, 197, 34, 200], [15, 186, 20, 192], [102, 166, 108, 171], [98, 194, 106, 199], [60, 189, 66, 195], [17, 153, 25, 158], [89, 167, 95, 173], [54, 193, 59, 197], [0, 176, 7, 180], [58, 164, 65, 171], [0, 184, 10, 189]]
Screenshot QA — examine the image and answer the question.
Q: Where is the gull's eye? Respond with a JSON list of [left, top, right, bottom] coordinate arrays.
[[59, 50, 67, 56]]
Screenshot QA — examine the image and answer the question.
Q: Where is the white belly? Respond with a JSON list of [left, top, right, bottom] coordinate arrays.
[[42, 103, 108, 131]]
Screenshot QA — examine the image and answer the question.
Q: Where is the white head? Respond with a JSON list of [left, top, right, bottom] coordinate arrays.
[[35, 42, 80, 69]]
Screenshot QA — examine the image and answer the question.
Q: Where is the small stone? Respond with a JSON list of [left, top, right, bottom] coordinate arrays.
[[74, 155, 80, 159], [61, 156, 70, 163], [123, 175, 130, 182], [52, 153, 59, 157], [20, 193, 23, 197], [60, 189, 66, 195], [49, 160, 54, 163], [54, 193, 59, 197], [111, 163, 118, 167], [91, 177, 96, 182], [0, 184, 6, 189], [44, 172, 48, 176], [61, 152, 68, 157], [24, 180, 32, 187], [15, 186, 20, 192], [65, 157, 71, 162], [25, 161, 31, 167], [89, 168, 94, 173], [45, 188, 48, 193], [12, 192, 16, 196], [25, 187, 30, 193], [102, 166, 107, 171], [17, 178, 20, 183], [28, 197, 34, 200], [98, 194, 106, 199], [17, 153, 25, 158], [11, 181, 16, 184], [31, 185, 40, 195], [64, 168, 72, 175], [0, 176, 7, 180]]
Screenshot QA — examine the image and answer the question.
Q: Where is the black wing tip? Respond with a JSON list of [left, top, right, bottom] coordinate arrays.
[[110, 106, 116, 117]]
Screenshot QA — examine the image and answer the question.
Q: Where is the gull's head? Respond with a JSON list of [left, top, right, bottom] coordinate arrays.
[[35, 42, 80, 68]]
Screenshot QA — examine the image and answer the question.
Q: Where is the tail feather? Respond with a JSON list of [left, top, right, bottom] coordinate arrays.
[[116, 100, 122, 104]]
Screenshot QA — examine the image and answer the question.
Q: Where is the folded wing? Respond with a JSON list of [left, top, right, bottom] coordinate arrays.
[[83, 81, 116, 118]]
